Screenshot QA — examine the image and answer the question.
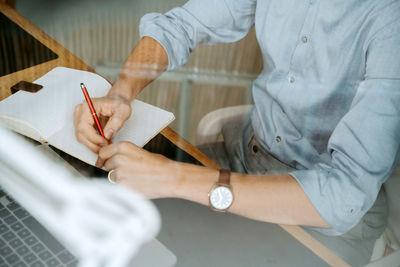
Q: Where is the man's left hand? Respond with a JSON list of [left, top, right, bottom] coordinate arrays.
[[96, 141, 180, 198]]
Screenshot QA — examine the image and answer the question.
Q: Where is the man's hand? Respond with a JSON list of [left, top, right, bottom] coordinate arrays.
[[73, 37, 168, 154], [96, 142, 179, 199], [74, 95, 132, 153]]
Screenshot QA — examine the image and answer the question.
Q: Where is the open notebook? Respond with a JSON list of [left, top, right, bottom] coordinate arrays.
[[0, 67, 175, 166]]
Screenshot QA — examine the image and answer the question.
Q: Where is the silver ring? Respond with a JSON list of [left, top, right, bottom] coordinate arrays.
[[108, 169, 116, 184]]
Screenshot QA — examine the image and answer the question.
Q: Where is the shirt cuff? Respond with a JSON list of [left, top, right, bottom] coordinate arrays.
[[289, 165, 366, 236], [139, 11, 191, 71]]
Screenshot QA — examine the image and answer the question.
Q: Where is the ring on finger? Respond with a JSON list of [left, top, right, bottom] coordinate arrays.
[[108, 169, 117, 184]]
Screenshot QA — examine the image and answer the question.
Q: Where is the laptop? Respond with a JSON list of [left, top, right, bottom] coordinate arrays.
[[0, 129, 176, 267], [0, 185, 77, 267]]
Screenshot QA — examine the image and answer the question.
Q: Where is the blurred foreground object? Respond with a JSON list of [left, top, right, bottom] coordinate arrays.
[[0, 125, 161, 267]]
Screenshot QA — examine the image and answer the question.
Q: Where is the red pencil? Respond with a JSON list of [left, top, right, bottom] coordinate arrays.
[[80, 83, 105, 138]]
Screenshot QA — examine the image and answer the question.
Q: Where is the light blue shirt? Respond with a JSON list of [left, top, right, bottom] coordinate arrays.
[[140, 0, 400, 235]]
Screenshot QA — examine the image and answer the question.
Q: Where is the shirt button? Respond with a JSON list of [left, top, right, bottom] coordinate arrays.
[[289, 76, 295, 83], [252, 145, 258, 153], [301, 36, 308, 43], [275, 136, 281, 142]]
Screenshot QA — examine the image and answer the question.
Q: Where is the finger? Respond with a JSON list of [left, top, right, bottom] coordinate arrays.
[[77, 134, 101, 153], [76, 118, 107, 146], [74, 101, 93, 122], [96, 143, 119, 168], [73, 104, 88, 137], [104, 154, 127, 171], [73, 104, 82, 126], [103, 105, 131, 140], [104, 158, 116, 171], [74, 103, 109, 145], [82, 122, 108, 146]]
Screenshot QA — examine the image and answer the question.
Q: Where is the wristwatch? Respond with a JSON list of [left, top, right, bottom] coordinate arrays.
[[208, 169, 233, 212]]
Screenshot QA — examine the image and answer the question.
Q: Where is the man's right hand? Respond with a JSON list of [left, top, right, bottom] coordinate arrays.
[[74, 37, 168, 153], [74, 95, 132, 153]]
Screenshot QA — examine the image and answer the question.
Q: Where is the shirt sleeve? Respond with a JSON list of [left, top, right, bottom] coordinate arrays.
[[290, 22, 400, 236], [139, 0, 256, 70]]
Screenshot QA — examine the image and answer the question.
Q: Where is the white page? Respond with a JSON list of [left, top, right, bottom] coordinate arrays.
[[0, 67, 111, 140], [0, 115, 43, 142], [48, 99, 175, 166]]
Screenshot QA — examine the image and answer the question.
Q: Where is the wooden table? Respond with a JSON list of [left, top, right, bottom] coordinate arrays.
[[0, 3, 348, 266]]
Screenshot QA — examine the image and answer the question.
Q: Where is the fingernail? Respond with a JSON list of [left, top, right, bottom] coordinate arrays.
[[99, 143, 105, 147], [105, 129, 114, 140]]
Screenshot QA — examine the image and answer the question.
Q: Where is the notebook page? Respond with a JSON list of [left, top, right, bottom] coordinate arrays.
[[0, 67, 111, 140], [0, 115, 43, 142], [48, 100, 175, 166]]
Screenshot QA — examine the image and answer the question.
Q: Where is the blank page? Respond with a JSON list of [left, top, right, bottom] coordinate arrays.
[[0, 67, 111, 140]]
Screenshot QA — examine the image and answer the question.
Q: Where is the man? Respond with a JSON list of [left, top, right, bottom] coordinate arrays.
[[73, 0, 400, 265]]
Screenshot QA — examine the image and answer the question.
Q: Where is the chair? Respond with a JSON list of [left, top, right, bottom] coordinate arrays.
[[368, 165, 400, 266], [367, 232, 400, 267], [196, 105, 400, 266], [196, 104, 253, 146]]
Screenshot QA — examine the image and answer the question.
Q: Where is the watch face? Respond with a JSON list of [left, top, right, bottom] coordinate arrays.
[[210, 186, 233, 210]]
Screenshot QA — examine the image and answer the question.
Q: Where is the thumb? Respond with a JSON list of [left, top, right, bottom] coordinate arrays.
[[103, 108, 131, 140]]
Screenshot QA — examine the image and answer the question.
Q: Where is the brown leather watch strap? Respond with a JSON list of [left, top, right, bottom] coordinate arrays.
[[218, 169, 231, 185]]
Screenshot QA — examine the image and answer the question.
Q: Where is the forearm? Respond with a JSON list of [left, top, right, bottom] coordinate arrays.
[[171, 162, 329, 228], [108, 37, 168, 101]]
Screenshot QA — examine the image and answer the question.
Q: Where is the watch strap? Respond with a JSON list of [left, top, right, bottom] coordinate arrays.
[[218, 169, 231, 186]]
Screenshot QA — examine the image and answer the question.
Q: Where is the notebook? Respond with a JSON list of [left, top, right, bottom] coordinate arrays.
[[0, 67, 175, 166]]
